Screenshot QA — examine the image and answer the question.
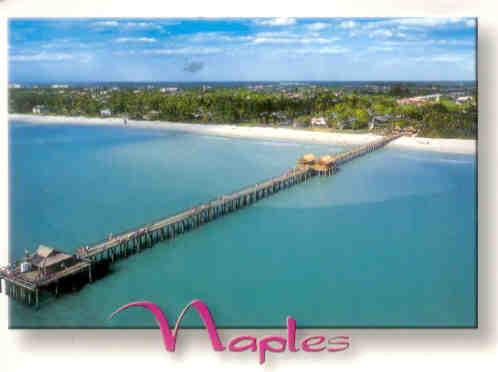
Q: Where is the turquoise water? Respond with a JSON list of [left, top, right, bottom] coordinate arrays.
[[8, 122, 476, 328]]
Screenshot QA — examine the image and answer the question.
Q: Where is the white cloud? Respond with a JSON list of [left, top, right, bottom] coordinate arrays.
[[92, 20, 162, 29], [388, 17, 474, 28], [411, 53, 472, 64], [123, 22, 162, 29], [115, 37, 157, 43], [315, 46, 349, 54], [370, 29, 393, 38], [36, 38, 94, 50], [142, 47, 223, 55], [252, 36, 335, 45], [11, 52, 74, 62], [339, 20, 356, 29], [465, 19, 476, 28], [345, 17, 476, 43], [182, 32, 252, 43], [250, 31, 338, 45], [429, 39, 475, 46], [293, 46, 349, 55], [92, 21, 119, 27], [430, 54, 467, 63], [367, 46, 394, 52], [256, 17, 297, 27], [306, 22, 329, 31]]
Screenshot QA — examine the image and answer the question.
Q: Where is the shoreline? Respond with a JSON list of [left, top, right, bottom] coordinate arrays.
[[9, 114, 476, 155]]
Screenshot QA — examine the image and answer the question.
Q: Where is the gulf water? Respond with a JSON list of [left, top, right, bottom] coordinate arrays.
[[8, 122, 476, 328]]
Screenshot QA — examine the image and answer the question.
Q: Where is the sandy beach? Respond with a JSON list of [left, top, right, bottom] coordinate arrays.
[[9, 114, 476, 155]]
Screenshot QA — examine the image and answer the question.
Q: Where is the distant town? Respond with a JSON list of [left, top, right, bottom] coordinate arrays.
[[9, 81, 476, 138]]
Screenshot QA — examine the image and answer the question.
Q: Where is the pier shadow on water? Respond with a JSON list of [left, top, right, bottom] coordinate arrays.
[[36, 260, 112, 307]]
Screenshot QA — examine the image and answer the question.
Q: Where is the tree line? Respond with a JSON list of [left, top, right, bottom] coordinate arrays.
[[9, 87, 477, 138]]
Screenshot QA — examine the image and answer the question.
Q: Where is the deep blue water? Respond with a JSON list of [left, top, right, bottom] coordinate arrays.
[[8, 122, 476, 328]]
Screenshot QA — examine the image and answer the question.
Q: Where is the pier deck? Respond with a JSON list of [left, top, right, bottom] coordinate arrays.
[[1, 133, 401, 307]]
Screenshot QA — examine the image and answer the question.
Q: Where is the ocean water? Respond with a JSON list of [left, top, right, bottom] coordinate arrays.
[[8, 122, 476, 328]]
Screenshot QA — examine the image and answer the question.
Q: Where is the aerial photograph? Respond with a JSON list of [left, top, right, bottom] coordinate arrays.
[[2, 17, 476, 328]]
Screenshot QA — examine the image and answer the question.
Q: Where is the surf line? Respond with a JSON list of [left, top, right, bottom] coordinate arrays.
[[110, 299, 350, 364]]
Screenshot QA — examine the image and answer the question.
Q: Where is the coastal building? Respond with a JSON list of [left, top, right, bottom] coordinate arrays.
[[29, 245, 76, 275], [292, 120, 307, 128], [312, 155, 337, 175], [32, 105, 49, 114], [9, 83, 21, 89], [403, 126, 418, 136], [397, 94, 441, 106], [368, 115, 392, 130], [311, 117, 327, 127], [447, 91, 467, 99], [270, 112, 292, 126], [100, 108, 112, 117], [143, 110, 160, 120], [286, 92, 303, 99], [337, 118, 356, 130], [297, 153, 317, 167], [456, 96, 473, 104], [160, 87, 179, 93], [50, 84, 69, 89], [191, 108, 213, 121], [392, 125, 418, 136], [297, 153, 337, 176]]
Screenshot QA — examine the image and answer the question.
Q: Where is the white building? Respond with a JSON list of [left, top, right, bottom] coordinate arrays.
[[397, 94, 441, 106], [32, 105, 49, 114], [311, 117, 327, 127], [160, 87, 179, 93], [100, 108, 112, 117], [456, 96, 473, 104], [368, 115, 392, 130]]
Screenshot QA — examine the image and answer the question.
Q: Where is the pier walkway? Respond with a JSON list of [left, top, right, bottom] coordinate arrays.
[[0, 133, 401, 307]]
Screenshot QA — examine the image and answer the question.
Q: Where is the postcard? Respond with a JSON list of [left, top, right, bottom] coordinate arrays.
[[2, 18, 476, 342]]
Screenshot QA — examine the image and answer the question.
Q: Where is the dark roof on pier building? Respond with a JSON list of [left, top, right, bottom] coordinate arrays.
[[318, 155, 335, 166], [30, 245, 75, 273], [297, 153, 337, 173], [298, 153, 316, 165], [312, 155, 337, 172]]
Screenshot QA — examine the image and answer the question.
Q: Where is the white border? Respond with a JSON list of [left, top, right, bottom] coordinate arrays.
[[1, 1, 496, 370]]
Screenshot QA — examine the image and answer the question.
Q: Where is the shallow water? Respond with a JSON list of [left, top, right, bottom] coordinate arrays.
[[8, 122, 476, 328]]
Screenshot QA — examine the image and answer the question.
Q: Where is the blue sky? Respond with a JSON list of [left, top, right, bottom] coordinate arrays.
[[9, 17, 476, 83]]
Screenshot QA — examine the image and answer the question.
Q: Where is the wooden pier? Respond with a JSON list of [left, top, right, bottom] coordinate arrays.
[[0, 133, 401, 307]]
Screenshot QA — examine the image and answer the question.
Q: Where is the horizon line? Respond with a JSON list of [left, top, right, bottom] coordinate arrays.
[[10, 79, 477, 84]]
